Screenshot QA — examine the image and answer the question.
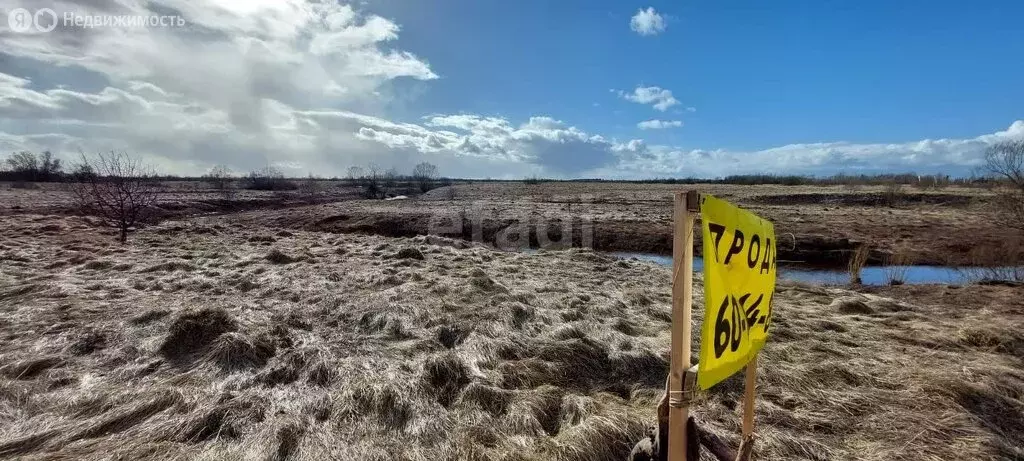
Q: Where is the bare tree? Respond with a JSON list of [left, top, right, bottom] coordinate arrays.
[[983, 140, 1024, 229], [412, 162, 439, 193], [70, 162, 96, 181], [299, 173, 324, 201], [246, 166, 295, 191], [361, 163, 382, 199], [985, 140, 1024, 187], [346, 166, 364, 186], [5, 151, 37, 170], [4, 151, 62, 182], [203, 164, 233, 191], [383, 167, 398, 191], [39, 152, 62, 181], [71, 152, 159, 243]]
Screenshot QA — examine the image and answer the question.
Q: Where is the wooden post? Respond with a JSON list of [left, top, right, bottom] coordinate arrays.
[[669, 191, 698, 461], [736, 355, 758, 461]]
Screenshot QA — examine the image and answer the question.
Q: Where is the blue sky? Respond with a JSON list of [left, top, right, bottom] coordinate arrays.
[[377, 0, 1024, 147], [1, 0, 1022, 178]]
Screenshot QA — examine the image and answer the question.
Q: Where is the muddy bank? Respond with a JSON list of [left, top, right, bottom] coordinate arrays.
[[5, 183, 1018, 268], [748, 192, 977, 207], [299, 210, 896, 267], [185, 194, 1019, 268]]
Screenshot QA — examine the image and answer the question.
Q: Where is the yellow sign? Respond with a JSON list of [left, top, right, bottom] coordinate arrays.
[[697, 194, 777, 390]]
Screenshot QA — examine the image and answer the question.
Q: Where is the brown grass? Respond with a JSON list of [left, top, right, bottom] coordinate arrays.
[[883, 248, 914, 285], [847, 245, 871, 285], [881, 181, 905, 207], [0, 213, 1021, 460]]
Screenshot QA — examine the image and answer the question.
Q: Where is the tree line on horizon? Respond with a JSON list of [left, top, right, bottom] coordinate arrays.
[[0, 152, 446, 194], [2, 148, 1022, 192]]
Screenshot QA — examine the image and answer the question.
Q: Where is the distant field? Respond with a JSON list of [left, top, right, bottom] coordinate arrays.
[[2, 180, 1017, 267]]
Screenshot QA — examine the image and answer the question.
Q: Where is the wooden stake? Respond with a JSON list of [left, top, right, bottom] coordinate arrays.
[[668, 191, 698, 461], [741, 356, 757, 436], [736, 355, 758, 461]]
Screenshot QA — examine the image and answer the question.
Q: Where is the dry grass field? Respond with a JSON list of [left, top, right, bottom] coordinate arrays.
[[4, 181, 1018, 268], [215, 181, 1021, 267], [1, 197, 1022, 460]]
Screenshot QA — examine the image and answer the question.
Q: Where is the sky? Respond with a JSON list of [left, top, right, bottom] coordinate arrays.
[[0, 0, 1022, 179]]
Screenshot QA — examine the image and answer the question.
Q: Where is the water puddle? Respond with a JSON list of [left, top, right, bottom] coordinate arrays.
[[607, 252, 1020, 286]]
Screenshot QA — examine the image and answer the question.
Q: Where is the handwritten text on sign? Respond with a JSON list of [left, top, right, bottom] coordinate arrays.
[[697, 194, 777, 390]]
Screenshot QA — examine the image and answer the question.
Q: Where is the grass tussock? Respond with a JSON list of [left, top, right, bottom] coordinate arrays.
[[68, 330, 107, 355], [958, 326, 1024, 356], [206, 331, 276, 371], [460, 382, 514, 417], [421, 352, 472, 407], [265, 248, 300, 264], [829, 296, 875, 315], [434, 323, 472, 349], [0, 356, 65, 379], [847, 245, 871, 285], [392, 247, 425, 260], [157, 307, 238, 359], [883, 247, 914, 285]]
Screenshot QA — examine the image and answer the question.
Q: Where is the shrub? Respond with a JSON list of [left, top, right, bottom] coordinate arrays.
[[203, 165, 233, 190], [881, 181, 904, 207], [246, 166, 297, 191], [298, 174, 324, 201]]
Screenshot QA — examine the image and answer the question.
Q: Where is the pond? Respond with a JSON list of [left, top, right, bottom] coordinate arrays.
[[608, 252, 1021, 286]]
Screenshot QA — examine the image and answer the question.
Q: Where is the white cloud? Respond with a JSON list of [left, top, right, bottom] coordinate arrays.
[[630, 7, 666, 36], [618, 86, 679, 111], [637, 120, 683, 130], [4, 63, 1022, 179], [0, 0, 454, 175], [601, 121, 1024, 178]]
